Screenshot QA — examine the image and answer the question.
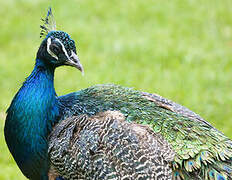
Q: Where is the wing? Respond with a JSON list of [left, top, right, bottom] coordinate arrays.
[[57, 84, 232, 179], [141, 91, 232, 179], [48, 110, 174, 179]]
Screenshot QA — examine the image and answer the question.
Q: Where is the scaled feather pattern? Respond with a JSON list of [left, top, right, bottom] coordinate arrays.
[[49, 84, 232, 180]]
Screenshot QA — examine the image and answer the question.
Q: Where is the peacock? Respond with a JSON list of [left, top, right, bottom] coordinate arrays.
[[4, 7, 232, 180]]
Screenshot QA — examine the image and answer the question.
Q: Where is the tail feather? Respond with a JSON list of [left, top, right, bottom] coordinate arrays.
[[203, 159, 232, 180], [204, 168, 227, 180], [173, 159, 232, 180]]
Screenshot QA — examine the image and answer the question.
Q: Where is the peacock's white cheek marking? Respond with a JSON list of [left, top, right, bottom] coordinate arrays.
[[47, 37, 58, 60], [55, 38, 70, 61]]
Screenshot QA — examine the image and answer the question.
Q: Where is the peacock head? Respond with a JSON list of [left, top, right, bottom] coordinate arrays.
[[36, 7, 83, 73]]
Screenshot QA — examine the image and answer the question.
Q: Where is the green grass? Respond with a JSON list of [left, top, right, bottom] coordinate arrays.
[[0, 0, 232, 179]]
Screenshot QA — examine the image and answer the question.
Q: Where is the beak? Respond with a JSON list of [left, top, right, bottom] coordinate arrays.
[[66, 51, 84, 75]]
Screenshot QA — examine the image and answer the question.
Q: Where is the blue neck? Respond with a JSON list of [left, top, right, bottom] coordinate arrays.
[[5, 59, 60, 179]]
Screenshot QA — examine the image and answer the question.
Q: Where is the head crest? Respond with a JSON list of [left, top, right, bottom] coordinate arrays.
[[40, 7, 56, 38]]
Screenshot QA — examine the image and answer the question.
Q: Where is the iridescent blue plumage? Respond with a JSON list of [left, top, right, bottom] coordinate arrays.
[[5, 60, 60, 179]]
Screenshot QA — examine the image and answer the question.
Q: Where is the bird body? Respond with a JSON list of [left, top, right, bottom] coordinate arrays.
[[49, 84, 232, 179], [4, 7, 232, 180]]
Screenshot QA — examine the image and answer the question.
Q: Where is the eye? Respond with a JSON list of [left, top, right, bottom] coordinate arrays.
[[50, 44, 60, 55]]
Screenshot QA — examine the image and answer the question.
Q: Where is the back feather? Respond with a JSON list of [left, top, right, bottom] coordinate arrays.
[[49, 111, 175, 179]]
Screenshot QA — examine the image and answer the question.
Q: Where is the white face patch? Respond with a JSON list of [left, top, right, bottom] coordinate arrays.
[[47, 37, 58, 60], [55, 38, 70, 61]]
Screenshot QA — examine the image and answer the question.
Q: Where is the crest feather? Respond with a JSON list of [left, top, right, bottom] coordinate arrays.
[[40, 7, 56, 38]]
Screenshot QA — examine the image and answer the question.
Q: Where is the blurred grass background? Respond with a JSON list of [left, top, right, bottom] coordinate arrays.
[[0, 0, 232, 179]]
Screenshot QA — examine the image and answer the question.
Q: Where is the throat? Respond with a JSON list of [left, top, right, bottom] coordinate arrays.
[[9, 59, 60, 133], [4, 59, 60, 179]]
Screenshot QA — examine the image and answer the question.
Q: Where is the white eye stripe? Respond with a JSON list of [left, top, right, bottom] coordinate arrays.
[[55, 38, 70, 61], [47, 37, 58, 60]]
